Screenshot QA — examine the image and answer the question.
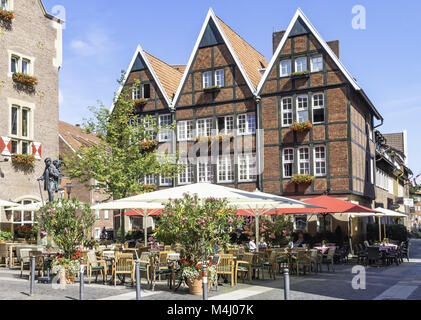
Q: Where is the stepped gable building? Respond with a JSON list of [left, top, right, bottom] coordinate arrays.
[[0, 0, 63, 231], [116, 8, 387, 217]]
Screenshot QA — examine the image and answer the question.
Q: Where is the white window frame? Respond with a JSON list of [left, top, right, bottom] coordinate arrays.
[[160, 174, 172, 187], [197, 158, 213, 183], [237, 114, 256, 136], [295, 57, 307, 73], [312, 93, 325, 124], [1, 0, 9, 10], [238, 154, 257, 182], [314, 146, 327, 177], [283, 148, 294, 178], [196, 118, 213, 137], [281, 97, 293, 127], [132, 85, 141, 100], [158, 114, 172, 142], [280, 59, 291, 77], [9, 102, 34, 155], [12, 198, 37, 226], [104, 210, 109, 220], [144, 174, 156, 185], [95, 228, 101, 240], [310, 55, 323, 73], [296, 96, 309, 123], [215, 69, 225, 87], [177, 120, 193, 141], [202, 71, 212, 88], [217, 116, 234, 135], [178, 159, 194, 185], [217, 156, 234, 183], [298, 147, 310, 175], [8, 51, 34, 77]]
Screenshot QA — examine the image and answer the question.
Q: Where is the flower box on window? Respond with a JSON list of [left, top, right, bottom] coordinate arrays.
[[139, 139, 158, 153], [291, 121, 313, 133], [12, 154, 36, 166], [0, 9, 14, 22], [290, 71, 310, 79], [12, 73, 38, 87], [133, 98, 148, 108], [203, 85, 220, 93], [291, 174, 315, 185]]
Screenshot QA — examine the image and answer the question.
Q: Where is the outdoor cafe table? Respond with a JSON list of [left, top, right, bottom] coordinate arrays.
[[314, 246, 337, 254], [379, 244, 398, 252]]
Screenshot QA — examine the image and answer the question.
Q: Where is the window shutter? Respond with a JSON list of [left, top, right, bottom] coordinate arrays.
[[0, 137, 12, 156], [32, 142, 42, 160]]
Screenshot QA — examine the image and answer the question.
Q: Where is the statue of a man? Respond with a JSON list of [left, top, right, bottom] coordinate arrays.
[[53, 160, 63, 192], [37, 158, 60, 202]]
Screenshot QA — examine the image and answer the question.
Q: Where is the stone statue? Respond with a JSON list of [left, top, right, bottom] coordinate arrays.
[[37, 158, 60, 202], [53, 160, 63, 192]]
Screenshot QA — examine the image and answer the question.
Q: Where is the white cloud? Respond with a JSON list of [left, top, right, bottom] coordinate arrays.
[[70, 28, 112, 57], [59, 89, 64, 105]]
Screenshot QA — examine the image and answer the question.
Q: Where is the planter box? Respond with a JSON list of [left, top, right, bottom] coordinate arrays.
[[0, 9, 14, 22], [12, 73, 38, 87], [203, 86, 221, 93], [290, 72, 310, 79]]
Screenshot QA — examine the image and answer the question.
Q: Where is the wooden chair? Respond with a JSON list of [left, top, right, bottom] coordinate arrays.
[[264, 251, 279, 280], [111, 253, 135, 286], [309, 249, 322, 273], [87, 251, 108, 284], [149, 255, 174, 291], [235, 253, 253, 284], [216, 254, 235, 286], [294, 250, 312, 275], [251, 253, 265, 280], [322, 248, 336, 272], [0, 243, 9, 268], [138, 252, 151, 285]]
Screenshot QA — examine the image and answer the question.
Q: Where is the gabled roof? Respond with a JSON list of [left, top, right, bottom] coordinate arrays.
[[39, 0, 65, 23], [173, 8, 267, 105], [257, 8, 382, 121], [111, 45, 183, 113], [59, 121, 100, 153]]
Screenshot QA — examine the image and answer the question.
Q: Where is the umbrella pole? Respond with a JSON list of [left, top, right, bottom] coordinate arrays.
[[255, 213, 259, 253], [378, 216, 382, 242], [144, 211, 148, 247], [383, 217, 386, 240]]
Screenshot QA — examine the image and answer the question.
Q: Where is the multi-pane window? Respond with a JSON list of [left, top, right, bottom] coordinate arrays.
[[296, 96, 309, 123], [237, 114, 256, 135], [158, 114, 172, 142], [10, 105, 31, 154], [160, 175, 172, 186], [141, 116, 157, 140], [144, 175, 156, 185], [178, 159, 194, 185], [217, 157, 234, 183], [12, 199, 37, 227], [314, 146, 326, 176], [203, 71, 212, 88], [312, 93, 325, 123], [132, 83, 151, 100], [295, 57, 307, 73], [10, 55, 32, 75], [196, 118, 213, 137], [177, 120, 193, 141], [280, 60, 291, 77], [215, 69, 225, 87], [310, 55, 323, 72], [238, 154, 257, 182], [283, 149, 294, 178], [197, 158, 213, 183], [217, 116, 234, 135], [0, 0, 8, 10], [281, 97, 293, 127], [298, 148, 310, 175]]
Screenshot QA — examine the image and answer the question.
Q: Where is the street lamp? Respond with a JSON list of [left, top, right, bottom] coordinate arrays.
[[65, 183, 73, 199]]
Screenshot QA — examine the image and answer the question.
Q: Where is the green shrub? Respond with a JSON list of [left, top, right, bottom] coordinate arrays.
[[0, 231, 13, 241]]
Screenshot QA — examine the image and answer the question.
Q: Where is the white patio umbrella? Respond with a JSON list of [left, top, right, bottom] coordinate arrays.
[[375, 207, 408, 240], [115, 183, 321, 251]]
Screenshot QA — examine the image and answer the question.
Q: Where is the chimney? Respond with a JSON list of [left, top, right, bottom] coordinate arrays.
[[75, 124, 80, 127], [327, 40, 340, 58], [272, 30, 286, 53]]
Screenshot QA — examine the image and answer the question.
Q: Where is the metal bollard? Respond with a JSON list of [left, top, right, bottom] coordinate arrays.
[[135, 260, 141, 300], [29, 255, 35, 296], [202, 265, 208, 300], [283, 268, 290, 300], [79, 258, 84, 301]]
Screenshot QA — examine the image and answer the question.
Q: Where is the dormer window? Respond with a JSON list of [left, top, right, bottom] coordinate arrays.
[[310, 55, 323, 72], [280, 60, 291, 77], [202, 71, 212, 88], [132, 83, 150, 100], [295, 57, 307, 73], [215, 69, 225, 87]]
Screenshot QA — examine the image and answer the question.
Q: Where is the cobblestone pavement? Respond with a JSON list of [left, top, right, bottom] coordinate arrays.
[[1, 239, 420, 300]]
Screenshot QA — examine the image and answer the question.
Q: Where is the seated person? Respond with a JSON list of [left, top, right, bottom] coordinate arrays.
[[248, 237, 257, 252], [293, 231, 305, 248]]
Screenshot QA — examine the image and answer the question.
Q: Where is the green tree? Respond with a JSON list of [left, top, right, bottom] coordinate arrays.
[[64, 76, 181, 241]]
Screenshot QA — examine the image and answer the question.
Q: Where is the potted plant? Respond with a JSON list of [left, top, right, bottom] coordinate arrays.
[[51, 252, 81, 284], [0, 231, 13, 242], [12, 73, 38, 87], [291, 121, 313, 133], [203, 85, 220, 93], [35, 198, 95, 284], [12, 154, 36, 167], [290, 71, 310, 79], [139, 139, 158, 153], [153, 194, 243, 295], [0, 8, 14, 22], [291, 174, 315, 185]]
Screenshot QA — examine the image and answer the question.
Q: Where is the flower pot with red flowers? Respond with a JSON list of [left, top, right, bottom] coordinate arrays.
[[0, 9, 14, 22], [12, 73, 38, 87], [139, 139, 158, 153], [291, 174, 315, 185], [51, 254, 81, 284], [12, 154, 36, 167], [291, 121, 313, 133]]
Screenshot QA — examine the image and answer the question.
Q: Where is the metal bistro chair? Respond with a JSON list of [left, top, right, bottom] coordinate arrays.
[[322, 247, 336, 272], [263, 251, 279, 280], [367, 246, 383, 267], [310, 249, 322, 273]]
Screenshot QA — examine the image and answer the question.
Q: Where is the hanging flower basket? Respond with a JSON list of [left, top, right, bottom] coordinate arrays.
[[139, 139, 158, 153], [203, 85, 220, 93], [12, 73, 38, 87], [133, 98, 148, 109], [0, 9, 14, 22], [12, 154, 36, 166], [291, 121, 313, 133], [291, 174, 315, 185], [290, 71, 310, 79]]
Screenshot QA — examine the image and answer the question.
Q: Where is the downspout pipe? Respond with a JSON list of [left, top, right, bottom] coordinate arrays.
[[255, 95, 263, 192]]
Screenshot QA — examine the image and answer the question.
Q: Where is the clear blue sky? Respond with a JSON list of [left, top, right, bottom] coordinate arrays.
[[42, 0, 421, 177]]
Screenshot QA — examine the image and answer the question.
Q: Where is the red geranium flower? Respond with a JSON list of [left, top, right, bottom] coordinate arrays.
[[58, 258, 61, 262], [208, 261, 213, 267]]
